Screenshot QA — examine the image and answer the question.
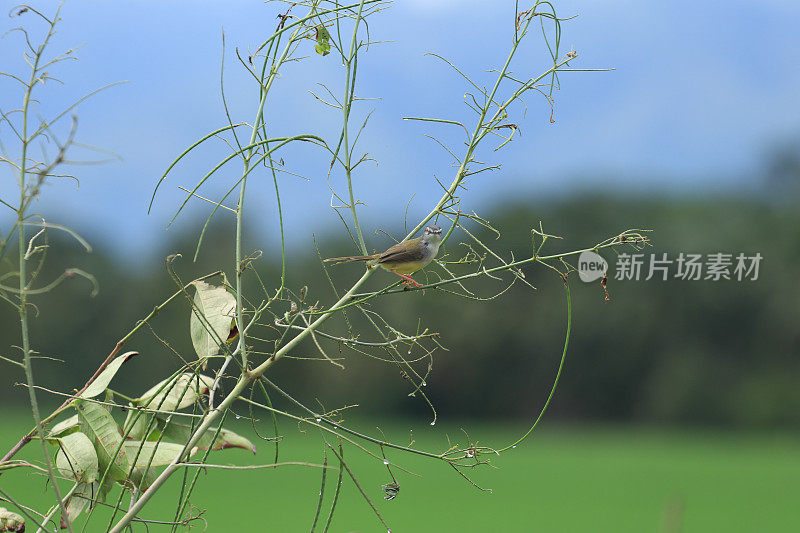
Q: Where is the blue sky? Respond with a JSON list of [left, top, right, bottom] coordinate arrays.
[[1, 0, 798, 260]]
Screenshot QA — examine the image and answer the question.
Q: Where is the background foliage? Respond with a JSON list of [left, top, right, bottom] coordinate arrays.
[[2, 149, 797, 428]]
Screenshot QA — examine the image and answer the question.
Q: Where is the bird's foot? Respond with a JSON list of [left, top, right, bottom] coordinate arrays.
[[401, 275, 423, 288], [393, 271, 424, 290]]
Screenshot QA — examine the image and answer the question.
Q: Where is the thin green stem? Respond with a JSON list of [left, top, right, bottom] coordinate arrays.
[[234, 2, 324, 371], [322, 443, 344, 533], [108, 267, 375, 532], [0, 271, 223, 466], [308, 450, 327, 533], [35, 483, 79, 533], [498, 280, 571, 451], [325, 441, 390, 531], [16, 6, 73, 529], [103, 3, 597, 529], [309, 233, 641, 314], [340, 0, 369, 255], [406, 15, 575, 242]]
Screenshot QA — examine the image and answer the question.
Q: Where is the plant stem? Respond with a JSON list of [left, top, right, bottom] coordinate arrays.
[[233, 1, 323, 371], [15, 8, 73, 529], [108, 268, 375, 532], [108, 4, 590, 529], [341, 0, 369, 255], [0, 271, 223, 466]]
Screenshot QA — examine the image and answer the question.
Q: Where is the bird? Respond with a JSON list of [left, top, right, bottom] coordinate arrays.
[[324, 225, 443, 288]]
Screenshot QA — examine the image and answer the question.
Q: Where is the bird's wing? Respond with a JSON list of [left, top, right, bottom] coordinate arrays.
[[377, 238, 425, 264]]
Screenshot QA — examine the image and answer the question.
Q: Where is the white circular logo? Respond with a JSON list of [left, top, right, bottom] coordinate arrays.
[[578, 251, 608, 282]]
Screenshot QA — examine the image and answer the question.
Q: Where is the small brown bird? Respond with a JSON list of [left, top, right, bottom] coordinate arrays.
[[325, 225, 443, 287]]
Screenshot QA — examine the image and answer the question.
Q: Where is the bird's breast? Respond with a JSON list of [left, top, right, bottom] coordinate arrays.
[[380, 260, 427, 275]]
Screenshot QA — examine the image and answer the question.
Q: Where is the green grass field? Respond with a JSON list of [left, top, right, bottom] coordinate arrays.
[[2, 414, 799, 532]]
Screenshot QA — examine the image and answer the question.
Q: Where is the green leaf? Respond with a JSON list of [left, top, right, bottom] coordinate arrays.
[[48, 414, 80, 438], [124, 441, 186, 491], [98, 475, 114, 501], [61, 482, 97, 529], [130, 465, 159, 492], [315, 25, 331, 56], [122, 407, 155, 441], [80, 351, 138, 399], [190, 280, 236, 364], [158, 418, 257, 454], [0, 507, 25, 532], [136, 373, 215, 412], [55, 432, 99, 483], [123, 441, 185, 467], [75, 399, 130, 481]]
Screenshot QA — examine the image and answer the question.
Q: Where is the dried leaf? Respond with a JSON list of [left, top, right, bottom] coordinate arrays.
[[75, 399, 129, 481], [136, 373, 215, 412], [61, 482, 98, 528], [48, 415, 80, 438], [190, 280, 236, 365], [0, 507, 24, 532], [315, 25, 331, 56], [55, 432, 99, 483], [123, 441, 186, 467], [159, 418, 256, 454], [80, 351, 138, 398]]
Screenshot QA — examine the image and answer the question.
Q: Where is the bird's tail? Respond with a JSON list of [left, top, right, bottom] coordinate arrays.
[[324, 254, 380, 265]]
